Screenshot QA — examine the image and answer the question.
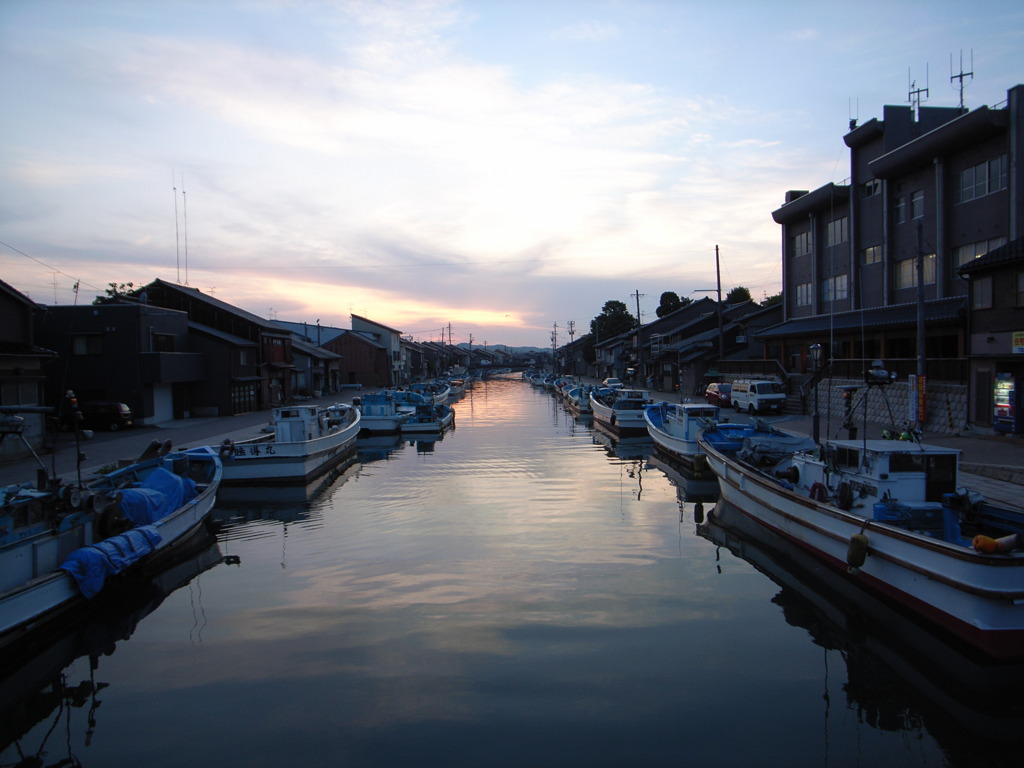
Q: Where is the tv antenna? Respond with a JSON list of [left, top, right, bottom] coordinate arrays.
[[950, 49, 974, 109], [908, 65, 929, 120]]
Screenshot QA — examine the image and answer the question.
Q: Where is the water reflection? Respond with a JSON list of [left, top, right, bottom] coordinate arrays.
[[0, 532, 226, 764], [699, 500, 1024, 767]]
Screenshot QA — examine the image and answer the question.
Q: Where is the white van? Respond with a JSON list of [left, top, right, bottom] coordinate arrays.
[[731, 379, 786, 414]]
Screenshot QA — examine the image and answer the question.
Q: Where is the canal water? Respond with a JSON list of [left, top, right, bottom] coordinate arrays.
[[3, 377, 1022, 767]]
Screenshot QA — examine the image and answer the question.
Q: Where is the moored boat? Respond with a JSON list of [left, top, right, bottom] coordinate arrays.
[[354, 391, 415, 434], [221, 403, 360, 484], [1, 442, 222, 647], [401, 402, 455, 434], [643, 401, 743, 471], [589, 387, 651, 437], [698, 425, 1024, 659]]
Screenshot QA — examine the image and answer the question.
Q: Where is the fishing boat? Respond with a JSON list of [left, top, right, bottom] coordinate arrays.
[[221, 403, 360, 484], [1, 441, 222, 647], [354, 391, 415, 434], [642, 401, 746, 471], [589, 387, 651, 437], [401, 402, 455, 434], [697, 422, 1024, 659], [564, 384, 595, 416]]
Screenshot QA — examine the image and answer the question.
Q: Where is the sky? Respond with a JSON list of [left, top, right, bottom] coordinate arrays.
[[2, 1, 1022, 349]]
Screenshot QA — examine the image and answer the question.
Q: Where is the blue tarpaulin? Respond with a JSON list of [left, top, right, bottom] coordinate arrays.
[[119, 467, 197, 526], [60, 526, 162, 598]]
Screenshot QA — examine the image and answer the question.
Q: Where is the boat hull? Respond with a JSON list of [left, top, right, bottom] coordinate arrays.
[[590, 391, 649, 437], [222, 411, 360, 484], [0, 447, 221, 646], [700, 439, 1024, 659]]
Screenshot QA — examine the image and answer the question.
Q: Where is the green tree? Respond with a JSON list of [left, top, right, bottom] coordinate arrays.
[[761, 292, 783, 307], [93, 281, 136, 304], [726, 286, 751, 304], [655, 291, 691, 318], [590, 300, 636, 343]]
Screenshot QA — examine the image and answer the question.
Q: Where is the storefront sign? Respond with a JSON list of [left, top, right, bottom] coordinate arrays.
[[1013, 330, 1024, 354]]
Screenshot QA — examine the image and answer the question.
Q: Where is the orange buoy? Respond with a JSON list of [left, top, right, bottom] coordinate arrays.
[[972, 534, 1019, 554]]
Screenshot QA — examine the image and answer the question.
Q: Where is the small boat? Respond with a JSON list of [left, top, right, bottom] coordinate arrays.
[[642, 401, 746, 471], [221, 403, 360, 485], [589, 387, 651, 437], [1, 441, 222, 647], [401, 402, 455, 434], [698, 425, 1024, 659], [354, 391, 415, 434], [564, 384, 595, 416]]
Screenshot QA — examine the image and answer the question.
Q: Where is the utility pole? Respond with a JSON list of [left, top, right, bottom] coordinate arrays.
[[551, 322, 558, 374], [631, 288, 645, 384]]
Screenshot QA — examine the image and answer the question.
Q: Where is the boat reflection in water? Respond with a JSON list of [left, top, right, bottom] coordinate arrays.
[[647, 448, 719, 524], [355, 433, 405, 464], [0, 531, 228, 765], [699, 500, 1024, 767]]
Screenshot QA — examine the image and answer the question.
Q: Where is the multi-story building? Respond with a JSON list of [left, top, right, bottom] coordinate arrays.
[[763, 83, 1023, 431]]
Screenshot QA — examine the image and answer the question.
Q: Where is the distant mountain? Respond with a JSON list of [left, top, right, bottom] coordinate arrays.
[[455, 344, 546, 354]]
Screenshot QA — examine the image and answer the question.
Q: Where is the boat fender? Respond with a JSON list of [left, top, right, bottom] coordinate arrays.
[[610, 413, 616, 425], [972, 534, 1019, 554], [693, 454, 708, 471], [809, 482, 828, 502], [836, 482, 854, 511], [847, 533, 869, 572], [219, 439, 234, 461]]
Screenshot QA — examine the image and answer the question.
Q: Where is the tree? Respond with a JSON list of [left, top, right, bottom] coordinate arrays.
[[726, 286, 751, 304], [93, 281, 136, 304], [590, 300, 636, 343], [655, 291, 691, 318], [761, 292, 783, 307]]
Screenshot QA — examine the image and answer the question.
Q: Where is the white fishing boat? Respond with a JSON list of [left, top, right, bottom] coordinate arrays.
[[355, 391, 415, 434], [698, 422, 1024, 659], [564, 384, 595, 416], [589, 387, 650, 437], [1, 442, 222, 646], [401, 402, 455, 434], [221, 403, 360, 484], [642, 401, 746, 471]]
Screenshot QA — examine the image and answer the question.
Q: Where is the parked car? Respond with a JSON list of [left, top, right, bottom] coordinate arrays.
[[704, 382, 732, 407], [730, 379, 786, 414], [602, 377, 624, 389], [79, 401, 134, 431]]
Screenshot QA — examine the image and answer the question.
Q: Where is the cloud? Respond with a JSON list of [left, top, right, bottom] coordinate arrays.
[[550, 20, 620, 43]]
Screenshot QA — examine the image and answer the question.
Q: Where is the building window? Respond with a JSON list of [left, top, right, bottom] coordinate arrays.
[[821, 274, 849, 303], [1017, 273, 1024, 307], [971, 276, 993, 309], [239, 349, 248, 365], [825, 217, 848, 247], [71, 334, 103, 356], [955, 155, 1008, 203], [894, 196, 905, 224], [791, 231, 811, 257], [895, 254, 936, 289], [860, 179, 881, 198], [953, 237, 1007, 267], [796, 282, 812, 307], [911, 190, 924, 219], [861, 245, 882, 265]]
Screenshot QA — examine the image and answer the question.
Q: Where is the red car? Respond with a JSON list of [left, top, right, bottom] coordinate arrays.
[[704, 382, 732, 407]]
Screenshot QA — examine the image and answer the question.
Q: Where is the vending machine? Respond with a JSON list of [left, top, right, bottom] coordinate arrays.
[[993, 373, 1022, 434]]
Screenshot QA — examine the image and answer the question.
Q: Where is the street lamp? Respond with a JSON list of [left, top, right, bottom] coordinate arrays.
[[809, 344, 822, 443]]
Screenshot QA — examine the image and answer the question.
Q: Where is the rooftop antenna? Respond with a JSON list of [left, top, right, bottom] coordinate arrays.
[[950, 49, 974, 110], [182, 173, 190, 285], [908, 64, 930, 120], [172, 172, 180, 283]]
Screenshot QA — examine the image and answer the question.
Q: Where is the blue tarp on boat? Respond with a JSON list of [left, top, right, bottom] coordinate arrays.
[[119, 467, 197, 526], [60, 525, 162, 598]]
